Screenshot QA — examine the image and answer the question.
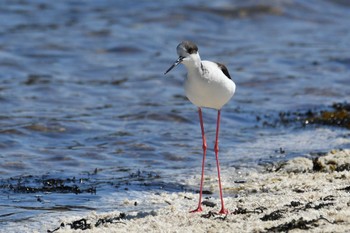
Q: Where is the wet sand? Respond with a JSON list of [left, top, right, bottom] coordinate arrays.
[[47, 149, 350, 233]]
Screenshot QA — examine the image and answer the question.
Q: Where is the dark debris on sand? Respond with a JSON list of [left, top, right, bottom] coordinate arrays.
[[264, 216, 334, 233], [260, 199, 336, 232], [230, 198, 337, 232], [197, 197, 337, 232], [232, 206, 266, 215], [260, 102, 350, 130], [200, 211, 228, 221], [285, 102, 350, 129], [0, 175, 96, 194], [0, 170, 188, 196], [47, 213, 126, 232], [260, 209, 285, 221]]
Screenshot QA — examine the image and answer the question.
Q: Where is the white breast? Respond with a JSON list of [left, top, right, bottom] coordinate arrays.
[[184, 61, 236, 110]]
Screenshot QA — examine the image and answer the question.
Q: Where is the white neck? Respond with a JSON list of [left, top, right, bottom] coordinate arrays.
[[182, 53, 202, 73]]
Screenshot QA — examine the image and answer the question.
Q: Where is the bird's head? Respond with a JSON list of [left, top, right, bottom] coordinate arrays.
[[164, 41, 199, 75]]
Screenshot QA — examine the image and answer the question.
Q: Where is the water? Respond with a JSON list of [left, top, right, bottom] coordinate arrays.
[[0, 0, 350, 229]]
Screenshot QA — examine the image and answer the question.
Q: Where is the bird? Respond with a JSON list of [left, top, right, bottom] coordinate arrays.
[[164, 41, 236, 214]]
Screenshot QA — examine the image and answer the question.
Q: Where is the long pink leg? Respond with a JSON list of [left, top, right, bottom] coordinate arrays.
[[190, 107, 207, 213], [215, 110, 228, 214]]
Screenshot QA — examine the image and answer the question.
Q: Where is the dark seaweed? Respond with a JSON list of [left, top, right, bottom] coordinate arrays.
[[287, 201, 302, 207], [47, 223, 65, 233], [68, 218, 91, 230], [264, 216, 333, 232], [200, 211, 228, 220], [94, 213, 126, 227], [232, 206, 266, 215], [0, 176, 96, 194], [202, 200, 216, 208], [281, 102, 350, 129], [47, 213, 126, 232], [260, 210, 285, 221], [336, 164, 350, 172], [338, 186, 350, 192], [322, 195, 335, 201], [201, 211, 216, 218], [0, 170, 188, 195], [312, 157, 324, 171], [260, 102, 350, 130]]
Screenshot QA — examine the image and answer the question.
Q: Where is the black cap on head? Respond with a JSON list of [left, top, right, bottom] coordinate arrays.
[[164, 41, 199, 75], [177, 41, 198, 57]]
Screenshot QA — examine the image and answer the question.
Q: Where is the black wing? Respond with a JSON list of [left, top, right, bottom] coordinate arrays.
[[214, 62, 231, 80]]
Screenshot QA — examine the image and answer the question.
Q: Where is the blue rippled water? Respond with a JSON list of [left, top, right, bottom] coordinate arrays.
[[0, 0, 349, 228]]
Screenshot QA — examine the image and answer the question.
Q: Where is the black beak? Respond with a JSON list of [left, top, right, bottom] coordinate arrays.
[[164, 57, 183, 75]]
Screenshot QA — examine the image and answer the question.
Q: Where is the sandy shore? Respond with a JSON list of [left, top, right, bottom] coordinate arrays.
[[47, 149, 350, 233]]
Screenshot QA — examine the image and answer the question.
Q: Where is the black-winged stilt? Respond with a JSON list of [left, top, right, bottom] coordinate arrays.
[[164, 41, 236, 214]]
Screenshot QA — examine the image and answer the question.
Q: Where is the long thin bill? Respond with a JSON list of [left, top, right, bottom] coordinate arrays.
[[164, 57, 183, 75]]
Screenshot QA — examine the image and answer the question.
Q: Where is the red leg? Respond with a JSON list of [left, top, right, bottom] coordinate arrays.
[[190, 107, 207, 213], [215, 110, 228, 214]]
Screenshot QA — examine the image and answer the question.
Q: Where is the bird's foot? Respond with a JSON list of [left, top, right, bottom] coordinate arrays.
[[190, 206, 203, 213], [218, 208, 228, 215]]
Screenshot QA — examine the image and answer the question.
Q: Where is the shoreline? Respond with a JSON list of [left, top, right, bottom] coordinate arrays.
[[43, 149, 350, 233]]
